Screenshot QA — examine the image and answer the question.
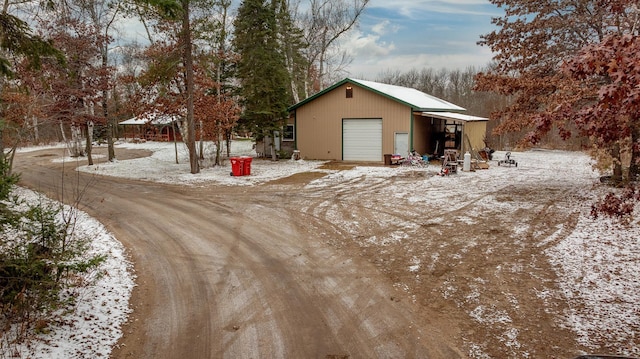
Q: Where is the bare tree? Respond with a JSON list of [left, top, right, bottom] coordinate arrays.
[[299, 0, 369, 93], [73, 0, 121, 162]]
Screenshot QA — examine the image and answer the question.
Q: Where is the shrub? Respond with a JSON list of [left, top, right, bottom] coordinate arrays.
[[0, 155, 105, 345]]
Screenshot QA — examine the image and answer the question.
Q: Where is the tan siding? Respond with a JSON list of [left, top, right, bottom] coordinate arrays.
[[463, 121, 488, 152], [296, 82, 412, 160], [412, 114, 429, 155]]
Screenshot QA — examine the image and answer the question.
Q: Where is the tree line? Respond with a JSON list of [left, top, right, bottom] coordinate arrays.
[[1, 0, 638, 209], [475, 0, 640, 216], [0, 0, 370, 174], [476, 1, 638, 177]]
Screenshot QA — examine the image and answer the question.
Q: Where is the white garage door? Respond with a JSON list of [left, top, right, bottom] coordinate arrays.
[[343, 119, 383, 161]]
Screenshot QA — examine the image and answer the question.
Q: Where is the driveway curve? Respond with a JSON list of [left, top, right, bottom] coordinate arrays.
[[15, 148, 462, 359]]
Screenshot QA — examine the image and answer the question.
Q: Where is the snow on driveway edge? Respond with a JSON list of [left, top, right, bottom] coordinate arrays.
[[5, 188, 135, 359]]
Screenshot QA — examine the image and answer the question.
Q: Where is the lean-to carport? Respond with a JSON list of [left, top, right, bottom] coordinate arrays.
[[411, 111, 488, 157]]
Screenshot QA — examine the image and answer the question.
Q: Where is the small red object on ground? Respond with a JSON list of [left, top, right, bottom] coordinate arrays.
[[241, 156, 252, 176], [230, 157, 244, 176]]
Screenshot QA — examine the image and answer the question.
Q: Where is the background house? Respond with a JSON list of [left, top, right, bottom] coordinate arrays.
[[287, 78, 488, 162], [119, 113, 182, 142]]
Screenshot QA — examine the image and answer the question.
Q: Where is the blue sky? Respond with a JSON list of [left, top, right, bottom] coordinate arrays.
[[342, 0, 502, 78], [117, 0, 502, 79]]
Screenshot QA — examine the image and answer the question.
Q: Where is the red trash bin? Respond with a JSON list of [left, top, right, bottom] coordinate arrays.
[[241, 156, 253, 176], [230, 157, 244, 176]]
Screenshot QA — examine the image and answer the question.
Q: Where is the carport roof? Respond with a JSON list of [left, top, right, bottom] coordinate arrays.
[[421, 112, 488, 122], [288, 78, 466, 112]]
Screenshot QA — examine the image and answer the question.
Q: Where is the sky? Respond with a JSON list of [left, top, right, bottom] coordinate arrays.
[[116, 0, 502, 80], [7, 141, 640, 358], [337, 0, 502, 78]]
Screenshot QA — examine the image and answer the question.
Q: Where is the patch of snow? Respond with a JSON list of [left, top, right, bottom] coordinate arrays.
[[5, 188, 134, 359], [546, 205, 640, 355]]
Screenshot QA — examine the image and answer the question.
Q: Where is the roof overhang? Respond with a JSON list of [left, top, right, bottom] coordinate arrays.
[[420, 111, 488, 123], [119, 113, 180, 126], [119, 117, 149, 126]]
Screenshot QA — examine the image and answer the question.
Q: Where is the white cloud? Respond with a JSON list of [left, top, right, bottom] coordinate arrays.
[[342, 0, 499, 77], [346, 46, 494, 79], [341, 29, 397, 58], [371, 20, 399, 35], [370, 0, 499, 18]]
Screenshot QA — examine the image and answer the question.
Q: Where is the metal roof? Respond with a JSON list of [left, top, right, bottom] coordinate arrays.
[[288, 78, 466, 112], [422, 111, 488, 122], [349, 79, 465, 112], [119, 113, 179, 126]]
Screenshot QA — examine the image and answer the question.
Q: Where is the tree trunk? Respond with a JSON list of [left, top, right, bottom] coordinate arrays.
[[182, 0, 198, 174], [199, 120, 204, 160], [271, 132, 277, 161], [32, 116, 39, 144], [214, 1, 230, 166], [104, 59, 115, 161], [172, 120, 179, 164], [318, 28, 327, 90], [70, 124, 84, 157], [215, 133, 221, 166], [611, 142, 623, 184], [629, 119, 640, 181], [86, 121, 94, 165], [60, 121, 70, 156], [225, 130, 231, 158]]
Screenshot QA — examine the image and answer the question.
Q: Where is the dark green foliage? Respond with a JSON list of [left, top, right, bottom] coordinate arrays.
[[0, 156, 105, 333], [273, 0, 308, 103], [0, 13, 64, 78], [0, 152, 19, 207], [233, 0, 291, 137], [130, 0, 184, 19]]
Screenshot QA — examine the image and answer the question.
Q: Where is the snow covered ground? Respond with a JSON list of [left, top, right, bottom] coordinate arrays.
[[2, 187, 135, 359], [6, 140, 640, 358]]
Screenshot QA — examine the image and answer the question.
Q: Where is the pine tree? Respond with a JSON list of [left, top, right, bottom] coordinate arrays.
[[273, 0, 308, 104], [233, 0, 290, 140]]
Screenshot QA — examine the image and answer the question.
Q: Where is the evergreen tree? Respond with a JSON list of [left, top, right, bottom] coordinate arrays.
[[273, 0, 308, 103], [233, 0, 290, 140], [0, 13, 63, 78], [0, 154, 105, 337]]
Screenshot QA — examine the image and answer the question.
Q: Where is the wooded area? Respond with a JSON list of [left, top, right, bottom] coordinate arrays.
[[1, 0, 640, 352], [0, 0, 638, 188], [0, 0, 372, 174]]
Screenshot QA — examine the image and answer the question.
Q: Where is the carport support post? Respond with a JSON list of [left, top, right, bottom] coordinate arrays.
[[409, 109, 414, 152]]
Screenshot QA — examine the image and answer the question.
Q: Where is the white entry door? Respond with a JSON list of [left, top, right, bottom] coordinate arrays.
[[343, 119, 383, 161], [394, 132, 409, 155]]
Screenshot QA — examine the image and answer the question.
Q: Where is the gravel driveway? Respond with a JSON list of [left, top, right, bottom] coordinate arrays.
[[16, 148, 462, 359]]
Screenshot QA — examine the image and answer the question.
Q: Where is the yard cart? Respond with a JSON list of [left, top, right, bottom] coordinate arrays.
[[498, 152, 517, 167]]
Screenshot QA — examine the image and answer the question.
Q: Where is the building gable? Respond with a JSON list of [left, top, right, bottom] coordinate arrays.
[[288, 78, 465, 113]]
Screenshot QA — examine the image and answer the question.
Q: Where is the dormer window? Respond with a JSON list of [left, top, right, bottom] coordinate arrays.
[[346, 86, 353, 98]]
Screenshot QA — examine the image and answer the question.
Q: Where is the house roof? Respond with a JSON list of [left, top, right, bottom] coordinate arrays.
[[422, 112, 488, 122], [119, 113, 179, 126], [288, 78, 466, 112], [119, 117, 148, 126]]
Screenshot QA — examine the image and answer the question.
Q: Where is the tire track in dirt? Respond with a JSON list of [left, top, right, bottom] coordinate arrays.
[[447, 186, 582, 358], [266, 169, 592, 358], [216, 195, 461, 358], [14, 149, 594, 359]]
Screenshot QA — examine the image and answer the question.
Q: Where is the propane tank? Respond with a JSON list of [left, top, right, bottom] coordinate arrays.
[[463, 152, 471, 171]]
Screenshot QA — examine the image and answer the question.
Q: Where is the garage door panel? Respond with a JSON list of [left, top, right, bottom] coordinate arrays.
[[343, 119, 382, 161]]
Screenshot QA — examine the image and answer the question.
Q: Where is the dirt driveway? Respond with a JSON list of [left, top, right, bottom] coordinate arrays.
[[15, 148, 600, 359]]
